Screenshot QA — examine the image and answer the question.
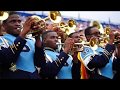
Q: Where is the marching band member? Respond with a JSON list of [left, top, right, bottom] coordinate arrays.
[[0, 11, 45, 79], [35, 30, 80, 79], [77, 26, 115, 79], [68, 30, 86, 79], [112, 30, 120, 79]]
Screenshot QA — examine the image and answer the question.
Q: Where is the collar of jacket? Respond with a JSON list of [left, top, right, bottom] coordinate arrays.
[[44, 47, 56, 52]]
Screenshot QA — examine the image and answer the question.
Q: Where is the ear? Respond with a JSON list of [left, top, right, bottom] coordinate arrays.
[[42, 37, 47, 44], [2, 23, 7, 32], [2, 22, 6, 28]]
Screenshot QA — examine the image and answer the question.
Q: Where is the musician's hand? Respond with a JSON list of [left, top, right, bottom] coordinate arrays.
[[31, 19, 46, 37], [108, 30, 115, 45], [114, 30, 120, 44], [19, 16, 36, 39], [63, 38, 75, 54], [114, 30, 120, 58]]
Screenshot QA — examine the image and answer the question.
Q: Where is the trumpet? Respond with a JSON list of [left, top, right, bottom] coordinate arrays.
[[0, 11, 9, 20], [56, 37, 99, 51], [56, 42, 84, 52], [59, 21, 66, 28], [58, 19, 77, 35], [68, 19, 77, 29], [100, 26, 120, 44], [59, 19, 77, 29], [29, 11, 62, 35]]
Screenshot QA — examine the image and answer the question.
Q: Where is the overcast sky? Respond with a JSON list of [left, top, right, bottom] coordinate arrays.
[[19, 11, 120, 24]]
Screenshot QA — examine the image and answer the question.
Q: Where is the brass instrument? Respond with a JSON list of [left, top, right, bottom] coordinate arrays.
[[92, 20, 100, 29], [68, 19, 77, 30], [58, 21, 67, 31], [99, 26, 110, 45], [29, 11, 62, 35], [59, 21, 66, 28], [0, 11, 9, 20], [59, 19, 77, 35], [56, 37, 99, 51], [56, 42, 84, 52], [104, 26, 111, 35], [90, 20, 104, 34], [86, 37, 99, 50], [100, 26, 120, 45], [30, 15, 46, 35], [44, 11, 62, 23]]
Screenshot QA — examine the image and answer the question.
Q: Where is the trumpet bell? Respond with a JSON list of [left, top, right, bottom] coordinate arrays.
[[49, 11, 62, 23], [59, 21, 66, 27], [30, 15, 46, 35], [89, 38, 98, 47], [0, 11, 9, 20], [68, 19, 76, 30], [89, 38, 99, 50], [61, 19, 77, 35], [68, 19, 76, 27]]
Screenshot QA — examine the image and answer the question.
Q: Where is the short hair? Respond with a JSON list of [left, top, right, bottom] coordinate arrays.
[[42, 30, 55, 40], [78, 29, 84, 33], [68, 31, 79, 38], [9, 11, 18, 16], [84, 26, 96, 36], [2, 11, 20, 24]]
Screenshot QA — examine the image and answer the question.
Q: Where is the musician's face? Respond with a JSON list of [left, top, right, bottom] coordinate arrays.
[[79, 31, 87, 41], [90, 27, 100, 38], [43, 31, 58, 50], [71, 33, 82, 43], [86, 27, 100, 41], [3, 14, 22, 36]]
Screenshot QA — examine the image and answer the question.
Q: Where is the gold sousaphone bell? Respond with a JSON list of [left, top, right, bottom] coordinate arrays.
[[92, 20, 100, 29]]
